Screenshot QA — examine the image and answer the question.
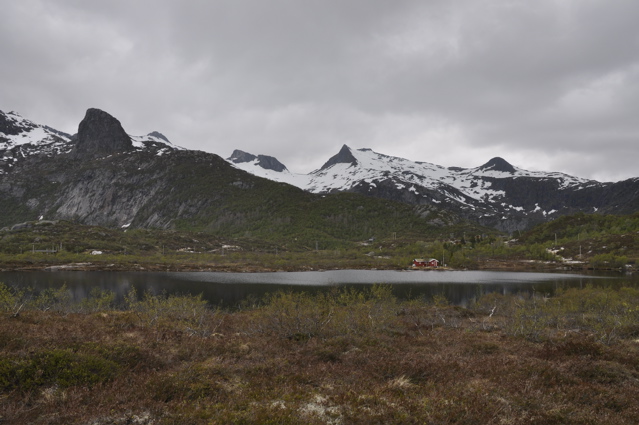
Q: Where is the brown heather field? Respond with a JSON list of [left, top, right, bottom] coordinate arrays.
[[2, 285, 639, 424]]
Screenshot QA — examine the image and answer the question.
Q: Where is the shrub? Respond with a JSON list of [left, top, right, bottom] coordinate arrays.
[[31, 285, 72, 313], [590, 253, 629, 269], [0, 282, 25, 316], [78, 288, 116, 313], [125, 288, 217, 337], [249, 286, 398, 340]]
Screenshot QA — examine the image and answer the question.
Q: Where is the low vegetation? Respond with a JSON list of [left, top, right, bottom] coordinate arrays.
[[517, 212, 639, 269], [0, 218, 494, 271], [2, 283, 639, 424], [2, 213, 638, 272]]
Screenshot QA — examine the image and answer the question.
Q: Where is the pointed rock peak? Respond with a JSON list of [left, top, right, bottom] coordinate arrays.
[[148, 131, 170, 144], [478, 157, 516, 173], [227, 149, 288, 172], [74, 108, 132, 157], [320, 144, 357, 170], [228, 149, 257, 163]]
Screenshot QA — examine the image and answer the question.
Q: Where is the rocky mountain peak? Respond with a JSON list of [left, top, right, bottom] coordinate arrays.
[[73, 108, 133, 157], [256, 155, 287, 172], [0, 111, 25, 137], [478, 157, 516, 173], [319, 144, 358, 170], [228, 149, 257, 163], [228, 149, 288, 172], [147, 131, 170, 144]]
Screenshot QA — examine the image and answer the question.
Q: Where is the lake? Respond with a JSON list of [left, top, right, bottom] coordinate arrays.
[[1, 269, 636, 307]]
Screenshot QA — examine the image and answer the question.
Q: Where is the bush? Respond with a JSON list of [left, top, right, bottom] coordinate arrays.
[[0, 282, 25, 316], [590, 253, 629, 269], [125, 288, 218, 337], [31, 285, 72, 313], [78, 288, 116, 313], [249, 286, 398, 340]]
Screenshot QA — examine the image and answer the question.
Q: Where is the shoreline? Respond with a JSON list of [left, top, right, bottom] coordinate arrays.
[[0, 259, 610, 273]]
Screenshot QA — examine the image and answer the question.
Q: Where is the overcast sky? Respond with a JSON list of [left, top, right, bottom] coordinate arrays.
[[1, 0, 638, 182]]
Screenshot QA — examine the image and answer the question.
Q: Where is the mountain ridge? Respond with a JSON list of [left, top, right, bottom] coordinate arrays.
[[1, 108, 470, 244], [227, 145, 639, 232], [2, 107, 638, 234]]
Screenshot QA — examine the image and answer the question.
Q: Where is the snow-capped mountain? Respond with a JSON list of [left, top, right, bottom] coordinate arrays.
[[228, 145, 638, 232], [0, 110, 73, 172], [0, 109, 182, 174], [0, 108, 306, 230], [1, 107, 637, 233], [2, 108, 458, 239]]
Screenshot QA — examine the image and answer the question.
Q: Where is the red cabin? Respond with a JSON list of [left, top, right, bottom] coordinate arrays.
[[412, 258, 439, 268]]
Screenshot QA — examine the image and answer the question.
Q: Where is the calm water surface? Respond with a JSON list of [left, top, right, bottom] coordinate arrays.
[[0, 270, 636, 307]]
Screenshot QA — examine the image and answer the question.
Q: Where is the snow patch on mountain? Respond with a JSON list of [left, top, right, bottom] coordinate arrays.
[[1, 111, 74, 173], [299, 147, 592, 203], [229, 160, 311, 187], [223, 145, 609, 232], [226, 145, 594, 205], [130, 132, 185, 154], [1, 111, 72, 150]]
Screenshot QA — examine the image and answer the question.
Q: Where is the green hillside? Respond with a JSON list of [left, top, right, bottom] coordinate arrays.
[[517, 212, 639, 267]]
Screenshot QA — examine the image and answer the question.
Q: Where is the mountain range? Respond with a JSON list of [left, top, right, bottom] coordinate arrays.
[[1, 107, 638, 236], [0, 108, 470, 245], [228, 145, 639, 232]]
